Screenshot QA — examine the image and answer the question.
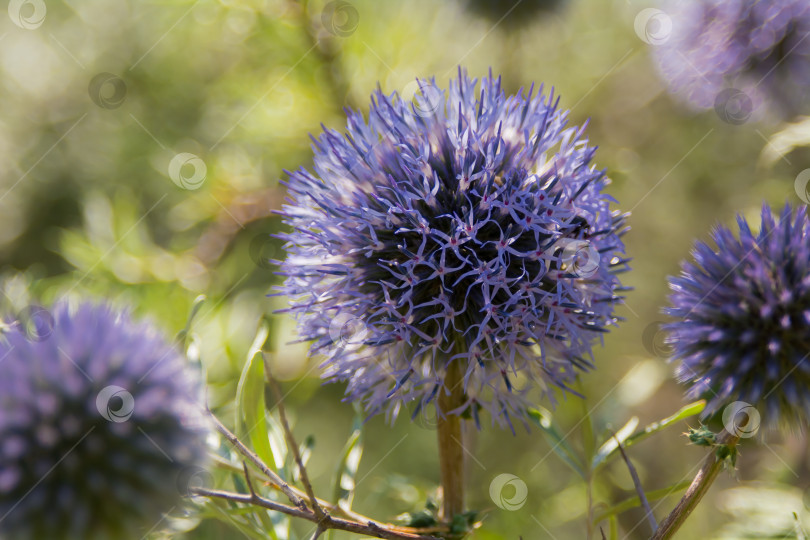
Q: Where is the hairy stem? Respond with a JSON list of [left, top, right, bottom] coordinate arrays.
[[437, 359, 466, 520], [651, 430, 739, 539]]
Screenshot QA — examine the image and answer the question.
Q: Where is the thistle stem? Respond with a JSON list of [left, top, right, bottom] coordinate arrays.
[[651, 430, 739, 539], [437, 359, 466, 520]]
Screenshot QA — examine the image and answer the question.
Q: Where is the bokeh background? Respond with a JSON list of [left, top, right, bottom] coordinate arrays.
[[1, 0, 809, 538]]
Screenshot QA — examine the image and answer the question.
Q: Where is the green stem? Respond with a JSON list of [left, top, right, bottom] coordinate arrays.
[[577, 378, 596, 540], [437, 359, 466, 520], [651, 431, 739, 539]]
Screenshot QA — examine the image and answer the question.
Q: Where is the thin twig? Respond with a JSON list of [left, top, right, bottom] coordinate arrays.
[[192, 487, 442, 540], [651, 430, 740, 539], [612, 432, 656, 534], [211, 452, 421, 528], [208, 410, 308, 511], [265, 358, 326, 521], [242, 461, 256, 497]]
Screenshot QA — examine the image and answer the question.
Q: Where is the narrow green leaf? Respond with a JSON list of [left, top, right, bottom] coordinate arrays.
[[527, 407, 586, 479], [591, 416, 639, 470], [593, 479, 692, 524], [594, 401, 705, 470], [231, 470, 280, 540], [176, 294, 206, 345], [327, 418, 364, 540], [626, 401, 705, 447], [335, 417, 364, 509], [264, 408, 289, 479], [335, 430, 363, 511], [292, 435, 315, 484], [235, 322, 275, 469], [203, 500, 268, 540]]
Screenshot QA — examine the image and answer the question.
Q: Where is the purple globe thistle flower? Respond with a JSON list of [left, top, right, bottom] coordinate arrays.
[[665, 204, 810, 429], [0, 302, 210, 539], [653, 0, 810, 120], [277, 71, 629, 429]]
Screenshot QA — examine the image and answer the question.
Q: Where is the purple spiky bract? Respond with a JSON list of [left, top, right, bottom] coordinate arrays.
[[665, 204, 810, 429], [653, 0, 810, 119], [0, 302, 209, 540], [278, 71, 629, 430]]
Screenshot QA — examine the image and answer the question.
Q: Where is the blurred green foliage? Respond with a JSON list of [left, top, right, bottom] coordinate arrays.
[[1, 0, 809, 538]]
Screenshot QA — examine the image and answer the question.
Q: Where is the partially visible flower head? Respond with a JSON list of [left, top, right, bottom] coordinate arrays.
[[665, 204, 810, 429], [653, 0, 810, 120], [0, 302, 210, 539], [278, 70, 629, 429]]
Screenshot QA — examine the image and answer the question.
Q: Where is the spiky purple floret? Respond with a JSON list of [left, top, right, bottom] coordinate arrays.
[[665, 204, 810, 429], [277, 70, 629, 429], [0, 302, 209, 540], [654, 0, 810, 119]]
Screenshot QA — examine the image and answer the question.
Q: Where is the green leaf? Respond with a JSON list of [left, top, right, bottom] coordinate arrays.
[[235, 321, 275, 469], [327, 416, 364, 540], [527, 407, 586, 479], [334, 417, 364, 512], [758, 115, 810, 166], [176, 294, 206, 345], [593, 479, 692, 524], [594, 401, 705, 470], [202, 499, 268, 540], [264, 409, 289, 479], [231, 470, 280, 540], [291, 435, 315, 484], [591, 416, 639, 470], [625, 400, 705, 448]]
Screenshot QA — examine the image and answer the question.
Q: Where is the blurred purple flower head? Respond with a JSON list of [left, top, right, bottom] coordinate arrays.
[[653, 0, 810, 120], [0, 302, 209, 539], [463, 0, 567, 29], [665, 204, 810, 429], [278, 70, 629, 429]]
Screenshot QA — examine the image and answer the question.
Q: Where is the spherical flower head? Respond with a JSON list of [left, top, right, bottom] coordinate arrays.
[[665, 204, 810, 430], [653, 0, 810, 120], [278, 70, 629, 430], [0, 302, 210, 539]]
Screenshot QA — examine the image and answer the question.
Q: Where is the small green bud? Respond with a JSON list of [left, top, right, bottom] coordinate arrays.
[[686, 425, 717, 446]]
